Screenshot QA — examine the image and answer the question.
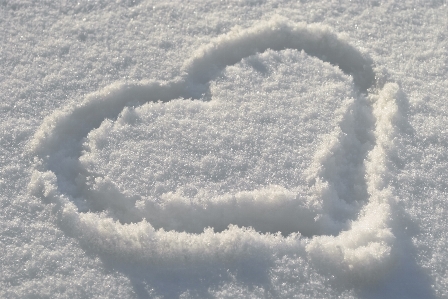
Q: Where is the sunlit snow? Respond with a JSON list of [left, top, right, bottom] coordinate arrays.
[[1, 1, 447, 298]]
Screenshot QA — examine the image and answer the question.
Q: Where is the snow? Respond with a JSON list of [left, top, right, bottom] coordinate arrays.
[[1, 1, 447, 298]]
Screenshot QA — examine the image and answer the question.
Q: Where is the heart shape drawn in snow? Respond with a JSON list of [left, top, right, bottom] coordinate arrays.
[[29, 19, 401, 283], [80, 48, 364, 239]]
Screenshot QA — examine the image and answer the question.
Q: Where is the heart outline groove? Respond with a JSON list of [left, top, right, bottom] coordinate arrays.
[[29, 18, 402, 284]]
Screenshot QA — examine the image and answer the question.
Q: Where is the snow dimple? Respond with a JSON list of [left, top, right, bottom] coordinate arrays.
[[29, 18, 402, 286]]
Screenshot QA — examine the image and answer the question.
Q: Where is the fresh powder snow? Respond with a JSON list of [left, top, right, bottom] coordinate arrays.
[[1, 1, 447, 298]]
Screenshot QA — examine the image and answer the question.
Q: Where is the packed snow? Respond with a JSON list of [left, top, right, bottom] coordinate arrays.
[[1, 1, 447, 298]]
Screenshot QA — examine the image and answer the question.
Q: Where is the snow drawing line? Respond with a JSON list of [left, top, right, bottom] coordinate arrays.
[[29, 19, 402, 282]]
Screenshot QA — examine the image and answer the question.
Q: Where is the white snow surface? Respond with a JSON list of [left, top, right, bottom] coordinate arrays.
[[1, 1, 447, 298]]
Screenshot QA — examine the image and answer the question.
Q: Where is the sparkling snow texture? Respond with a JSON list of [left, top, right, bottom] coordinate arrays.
[[1, 1, 447, 298]]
